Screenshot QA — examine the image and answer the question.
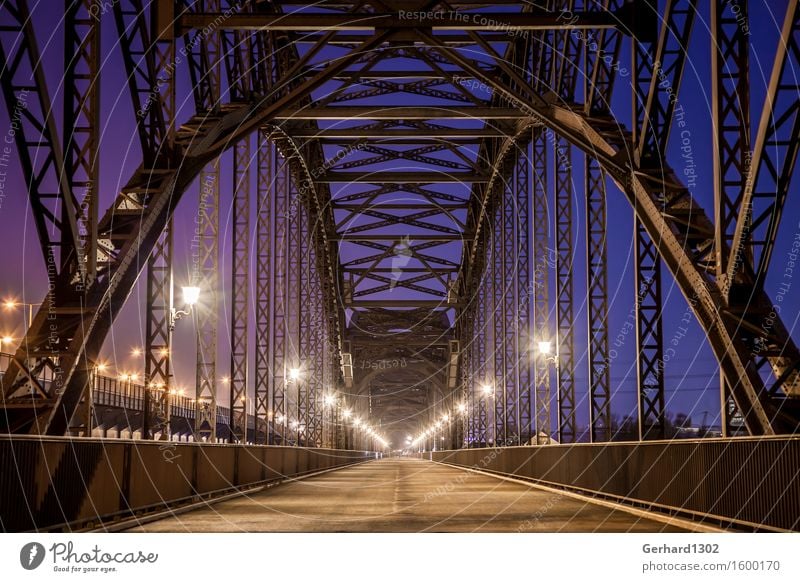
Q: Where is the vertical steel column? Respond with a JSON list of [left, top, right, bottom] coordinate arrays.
[[502, 162, 520, 444], [308, 234, 324, 447], [631, 33, 662, 443], [712, 0, 751, 436], [193, 0, 221, 441], [195, 162, 220, 441], [554, 137, 576, 443], [63, 0, 101, 435], [515, 145, 533, 444], [465, 308, 476, 446], [631, 0, 697, 440], [475, 272, 488, 446], [492, 187, 506, 445], [141, 9, 175, 441], [532, 129, 551, 444], [144, 224, 173, 440], [586, 157, 612, 442], [583, 0, 619, 444], [271, 150, 289, 444], [287, 168, 302, 444], [255, 131, 273, 444], [298, 197, 311, 445], [63, 0, 99, 286], [229, 135, 250, 443]]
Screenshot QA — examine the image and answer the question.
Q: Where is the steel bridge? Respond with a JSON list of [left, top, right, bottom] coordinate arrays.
[[1, 0, 799, 532]]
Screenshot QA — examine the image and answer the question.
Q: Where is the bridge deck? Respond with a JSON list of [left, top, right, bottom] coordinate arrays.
[[131, 458, 686, 533]]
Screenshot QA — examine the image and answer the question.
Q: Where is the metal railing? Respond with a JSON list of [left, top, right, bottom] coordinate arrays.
[[0, 435, 374, 532], [420, 437, 800, 531]]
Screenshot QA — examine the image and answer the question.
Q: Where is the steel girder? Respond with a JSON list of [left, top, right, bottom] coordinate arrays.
[[583, 0, 620, 442], [711, 0, 752, 433], [0, 0, 82, 280], [586, 158, 612, 442], [229, 135, 250, 443], [255, 131, 273, 444], [532, 128, 552, 444], [271, 146, 289, 444], [120, 1, 176, 441], [112, 0, 174, 165], [632, 0, 697, 440], [515, 145, 533, 445], [143, 223, 173, 440], [63, 0, 100, 286]]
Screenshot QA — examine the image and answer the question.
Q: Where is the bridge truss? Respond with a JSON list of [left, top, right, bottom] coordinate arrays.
[[1, 0, 800, 447]]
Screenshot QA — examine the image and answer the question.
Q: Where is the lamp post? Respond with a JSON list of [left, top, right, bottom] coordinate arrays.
[[141, 286, 200, 441], [169, 286, 201, 330], [535, 340, 557, 444]]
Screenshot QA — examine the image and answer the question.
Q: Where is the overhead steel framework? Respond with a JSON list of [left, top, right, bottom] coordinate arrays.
[[2, 0, 800, 448]]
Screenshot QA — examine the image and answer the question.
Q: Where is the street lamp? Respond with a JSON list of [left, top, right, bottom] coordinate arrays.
[[169, 286, 201, 330], [3, 298, 40, 328], [287, 367, 302, 382], [537, 340, 558, 364], [482, 384, 494, 397]]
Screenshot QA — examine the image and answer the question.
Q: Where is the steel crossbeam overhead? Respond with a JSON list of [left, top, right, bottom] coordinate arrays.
[[178, 10, 625, 32], [4, 0, 800, 449]]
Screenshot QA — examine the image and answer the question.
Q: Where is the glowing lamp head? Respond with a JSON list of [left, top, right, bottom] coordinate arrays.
[[3, 300, 16, 309], [457, 402, 467, 413], [324, 393, 336, 407], [537, 340, 553, 356], [288, 367, 301, 381], [482, 384, 493, 396], [342, 408, 352, 418], [182, 286, 201, 306], [1, 335, 14, 345]]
